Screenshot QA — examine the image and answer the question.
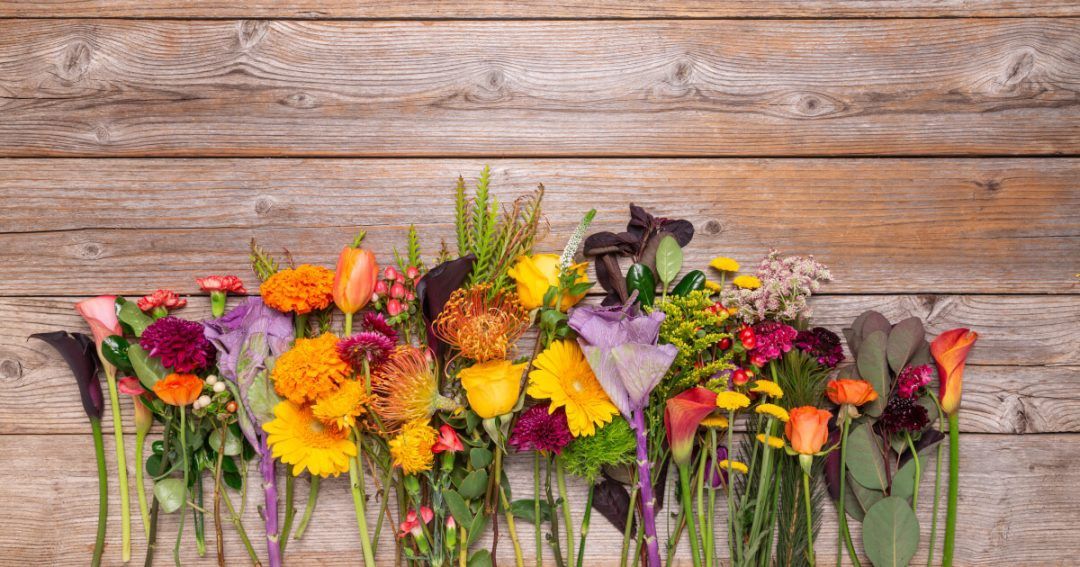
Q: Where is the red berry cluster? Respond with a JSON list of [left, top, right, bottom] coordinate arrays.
[[707, 301, 759, 387], [374, 265, 421, 319]]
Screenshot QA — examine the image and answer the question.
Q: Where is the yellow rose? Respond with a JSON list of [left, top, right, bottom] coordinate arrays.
[[507, 254, 588, 311], [459, 360, 526, 418]]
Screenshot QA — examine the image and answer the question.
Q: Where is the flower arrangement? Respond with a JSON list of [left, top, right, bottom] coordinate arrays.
[[39, 168, 977, 567]]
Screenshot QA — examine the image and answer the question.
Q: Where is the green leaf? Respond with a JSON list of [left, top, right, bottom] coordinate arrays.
[[470, 447, 493, 469], [466, 512, 489, 546], [444, 490, 472, 528], [857, 330, 889, 417], [247, 371, 282, 424], [887, 317, 926, 374], [625, 263, 656, 307], [654, 235, 683, 288], [862, 497, 920, 567], [468, 549, 493, 567], [153, 478, 186, 514], [118, 300, 154, 337], [101, 335, 133, 372], [458, 469, 489, 500], [208, 428, 242, 457], [128, 344, 167, 389], [846, 423, 889, 491], [223, 471, 243, 491], [145, 453, 165, 477], [509, 499, 552, 525]]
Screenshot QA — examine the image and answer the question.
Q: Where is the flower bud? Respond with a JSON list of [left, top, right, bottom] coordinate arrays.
[[213, 381, 226, 393], [390, 282, 406, 299], [386, 299, 405, 316]]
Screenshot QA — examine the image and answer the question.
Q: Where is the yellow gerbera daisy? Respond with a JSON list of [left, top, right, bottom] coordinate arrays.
[[755, 403, 790, 422], [263, 401, 356, 477], [700, 414, 729, 429], [704, 280, 722, 293], [718, 459, 749, 474], [527, 340, 618, 437], [756, 433, 786, 449], [733, 275, 762, 290], [715, 390, 751, 411], [750, 379, 784, 399], [710, 257, 740, 272], [389, 419, 438, 475], [311, 380, 370, 430]]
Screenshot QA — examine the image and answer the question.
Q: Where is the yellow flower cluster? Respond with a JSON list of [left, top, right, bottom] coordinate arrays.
[[733, 275, 762, 290], [718, 459, 749, 474], [756, 403, 790, 422], [751, 380, 784, 399], [389, 419, 438, 475], [756, 433, 786, 449], [715, 390, 751, 411]]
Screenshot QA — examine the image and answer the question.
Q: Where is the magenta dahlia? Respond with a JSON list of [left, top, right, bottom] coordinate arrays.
[[509, 404, 572, 455], [139, 316, 215, 373]]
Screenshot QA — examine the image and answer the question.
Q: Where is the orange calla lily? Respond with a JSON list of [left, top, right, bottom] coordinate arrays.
[[664, 387, 718, 467], [334, 246, 379, 315], [931, 328, 978, 415], [785, 406, 831, 455]]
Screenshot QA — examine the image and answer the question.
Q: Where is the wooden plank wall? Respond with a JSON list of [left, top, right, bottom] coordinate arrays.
[[1, 2, 1077, 565]]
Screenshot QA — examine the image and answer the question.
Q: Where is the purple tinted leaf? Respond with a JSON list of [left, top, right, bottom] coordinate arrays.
[[31, 331, 103, 419], [824, 427, 842, 501], [593, 476, 633, 536], [416, 254, 475, 357]]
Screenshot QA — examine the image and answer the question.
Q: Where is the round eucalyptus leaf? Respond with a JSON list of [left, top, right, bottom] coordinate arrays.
[[153, 478, 187, 514], [862, 496, 920, 567]]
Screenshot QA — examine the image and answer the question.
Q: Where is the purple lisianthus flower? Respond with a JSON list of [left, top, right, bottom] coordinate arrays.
[[705, 445, 729, 489], [140, 316, 215, 373], [897, 364, 934, 399], [509, 404, 573, 455], [749, 320, 798, 366], [794, 326, 844, 369]]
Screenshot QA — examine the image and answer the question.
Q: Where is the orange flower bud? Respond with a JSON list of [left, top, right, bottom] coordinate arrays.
[[826, 379, 879, 407], [931, 328, 978, 415], [152, 373, 204, 407], [334, 246, 379, 315], [784, 406, 831, 455]]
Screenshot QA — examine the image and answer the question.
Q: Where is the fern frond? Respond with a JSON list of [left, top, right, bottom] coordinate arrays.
[[407, 224, 423, 269], [454, 175, 470, 257], [249, 238, 279, 282]]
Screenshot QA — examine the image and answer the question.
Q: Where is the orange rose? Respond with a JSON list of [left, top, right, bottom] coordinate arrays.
[[153, 373, 204, 407], [931, 328, 978, 415], [784, 406, 831, 455], [826, 379, 878, 407]]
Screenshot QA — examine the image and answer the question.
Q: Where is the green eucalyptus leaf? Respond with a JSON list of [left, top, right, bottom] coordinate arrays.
[[857, 330, 889, 417], [145, 453, 165, 477], [887, 317, 926, 374], [444, 490, 472, 528], [909, 341, 933, 368], [470, 447, 493, 469], [118, 301, 155, 337], [128, 344, 167, 390], [509, 499, 552, 525], [468, 549, 493, 567], [850, 477, 884, 518], [841, 477, 868, 522], [846, 423, 889, 491], [862, 497, 920, 567], [153, 478, 186, 514], [654, 235, 683, 288], [208, 428, 242, 457], [458, 469, 489, 500], [857, 311, 893, 341]]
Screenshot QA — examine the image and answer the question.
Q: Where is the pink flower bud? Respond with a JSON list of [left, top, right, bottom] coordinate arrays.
[[390, 282, 406, 299], [384, 266, 399, 281], [386, 299, 405, 316], [405, 291, 416, 301], [374, 280, 389, 295], [405, 266, 420, 279]]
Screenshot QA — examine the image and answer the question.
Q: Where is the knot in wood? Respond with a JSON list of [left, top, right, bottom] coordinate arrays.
[[57, 41, 92, 83], [0, 359, 21, 381]]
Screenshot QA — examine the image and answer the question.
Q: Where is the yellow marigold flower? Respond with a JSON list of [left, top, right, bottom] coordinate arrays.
[[704, 280, 722, 293], [433, 284, 529, 363], [263, 400, 356, 477], [733, 275, 762, 290], [715, 390, 751, 411], [271, 333, 350, 405], [372, 346, 458, 429], [756, 433, 786, 449], [756, 403, 790, 422], [718, 459, 749, 474], [260, 264, 335, 315], [700, 414, 729, 429], [750, 380, 784, 399], [312, 380, 370, 430], [389, 419, 438, 475], [528, 340, 618, 437], [709, 257, 740, 272]]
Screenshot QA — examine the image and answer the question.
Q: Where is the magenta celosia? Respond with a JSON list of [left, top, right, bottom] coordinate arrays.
[[140, 316, 215, 373], [509, 404, 572, 455], [897, 364, 934, 399], [337, 332, 396, 371], [362, 311, 398, 343], [795, 327, 845, 369]]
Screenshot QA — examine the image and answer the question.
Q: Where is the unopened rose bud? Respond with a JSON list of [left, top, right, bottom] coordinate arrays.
[[213, 381, 226, 393]]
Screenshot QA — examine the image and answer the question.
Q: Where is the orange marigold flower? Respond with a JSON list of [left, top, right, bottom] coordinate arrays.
[[153, 373, 204, 407], [271, 333, 350, 404], [432, 284, 529, 362], [372, 346, 458, 429], [260, 264, 335, 315]]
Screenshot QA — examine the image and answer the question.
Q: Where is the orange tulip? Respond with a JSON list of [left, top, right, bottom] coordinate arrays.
[[931, 328, 978, 415], [785, 406, 831, 455], [826, 379, 878, 407], [153, 373, 204, 407], [334, 246, 379, 315]]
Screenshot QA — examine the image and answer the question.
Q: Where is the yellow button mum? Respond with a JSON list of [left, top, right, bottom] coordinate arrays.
[[715, 390, 751, 411], [733, 275, 762, 290], [263, 400, 356, 477], [718, 459, 749, 474], [710, 257, 740, 272], [389, 419, 438, 475], [756, 433, 786, 449], [751, 379, 784, 399], [755, 403, 790, 422], [704, 280, 722, 293], [700, 414, 729, 429], [527, 340, 618, 437]]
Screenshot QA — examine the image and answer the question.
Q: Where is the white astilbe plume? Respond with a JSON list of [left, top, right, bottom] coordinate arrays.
[[722, 250, 832, 323], [560, 209, 596, 270]]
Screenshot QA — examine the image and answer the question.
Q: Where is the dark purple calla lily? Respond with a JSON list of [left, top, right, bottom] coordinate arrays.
[[31, 331, 103, 419], [416, 253, 475, 357]]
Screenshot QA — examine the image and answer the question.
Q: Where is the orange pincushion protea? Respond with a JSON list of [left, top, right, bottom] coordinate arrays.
[[260, 264, 335, 315], [271, 333, 351, 405], [432, 284, 529, 362], [372, 345, 457, 429]]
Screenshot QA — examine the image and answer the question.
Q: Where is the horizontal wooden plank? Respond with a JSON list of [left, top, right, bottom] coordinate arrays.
[[6, 294, 1078, 435], [2, 432, 1077, 565], [3, 158, 1078, 295], [1, 20, 1077, 157], [3, 0, 1078, 18]]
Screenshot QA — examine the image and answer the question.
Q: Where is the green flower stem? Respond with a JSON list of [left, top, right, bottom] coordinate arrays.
[[279, 475, 295, 553], [678, 463, 703, 567], [706, 429, 718, 567], [726, 410, 738, 566], [575, 482, 595, 567], [103, 366, 132, 562], [749, 419, 778, 555], [942, 413, 960, 567], [293, 313, 308, 341], [837, 418, 861, 567], [90, 417, 107, 567], [194, 468, 207, 556], [214, 425, 227, 566], [695, 440, 711, 567], [344, 311, 354, 336], [620, 480, 639, 567], [905, 432, 921, 511], [349, 429, 377, 567], [294, 475, 320, 540], [927, 392, 946, 567], [498, 480, 525, 567], [174, 408, 190, 567], [145, 409, 174, 567], [556, 457, 575, 567], [803, 469, 815, 567], [534, 452, 543, 567], [135, 425, 151, 538], [218, 479, 260, 565]]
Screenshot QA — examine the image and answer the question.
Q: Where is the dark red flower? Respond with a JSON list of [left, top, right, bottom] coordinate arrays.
[[876, 396, 929, 435], [795, 327, 844, 368], [139, 316, 215, 373], [509, 404, 572, 455]]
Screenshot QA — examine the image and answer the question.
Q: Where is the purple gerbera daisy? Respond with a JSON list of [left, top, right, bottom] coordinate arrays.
[[509, 404, 573, 455], [140, 316, 215, 373], [794, 327, 844, 369]]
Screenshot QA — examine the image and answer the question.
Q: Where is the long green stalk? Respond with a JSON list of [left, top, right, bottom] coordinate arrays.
[[349, 429, 377, 567], [90, 417, 108, 567], [136, 426, 151, 538], [534, 452, 543, 567], [294, 476, 320, 540], [218, 479, 261, 565], [174, 408, 190, 567], [620, 481, 639, 567], [706, 429, 718, 567], [837, 419, 860, 567], [279, 475, 295, 553], [726, 410, 738, 566], [695, 442, 711, 567], [942, 413, 960, 567], [803, 470, 815, 567], [927, 392, 946, 567], [905, 433, 921, 511], [575, 483, 595, 567], [104, 366, 132, 562], [678, 464, 703, 567], [556, 458, 575, 567]]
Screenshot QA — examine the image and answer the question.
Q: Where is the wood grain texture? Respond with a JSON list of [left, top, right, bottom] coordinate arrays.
[[3, 432, 1078, 565], [6, 294, 1078, 435], [3, 158, 1078, 295], [1, 20, 1078, 157], [3, 0, 1079, 18]]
